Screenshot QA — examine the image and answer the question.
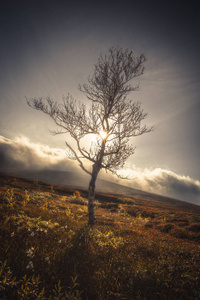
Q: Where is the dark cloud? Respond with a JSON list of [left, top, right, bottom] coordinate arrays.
[[0, 135, 76, 172], [127, 168, 200, 205]]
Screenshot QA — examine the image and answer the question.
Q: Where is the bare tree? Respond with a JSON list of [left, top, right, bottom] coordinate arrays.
[[27, 47, 153, 225]]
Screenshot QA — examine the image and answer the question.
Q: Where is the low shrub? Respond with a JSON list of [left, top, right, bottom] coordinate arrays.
[[188, 223, 200, 232], [117, 197, 135, 204], [69, 191, 87, 206], [100, 203, 119, 210], [171, 227, 191, 239], [157, 223, 174, 233]]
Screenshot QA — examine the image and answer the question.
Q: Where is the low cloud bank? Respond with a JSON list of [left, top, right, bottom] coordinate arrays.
[[0, 135, 200, 205], [0, 135, 77, 172], [112, 167, 200, 205]]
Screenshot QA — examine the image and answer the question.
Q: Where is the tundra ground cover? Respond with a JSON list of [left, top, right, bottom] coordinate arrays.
[[0, 174, 200, 299]]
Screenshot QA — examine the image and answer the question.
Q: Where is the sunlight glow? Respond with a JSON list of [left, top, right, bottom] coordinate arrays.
[[99, 131, 107, 139]]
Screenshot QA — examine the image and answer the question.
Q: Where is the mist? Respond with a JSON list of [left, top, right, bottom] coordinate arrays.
[[0, 134, 200, 205]]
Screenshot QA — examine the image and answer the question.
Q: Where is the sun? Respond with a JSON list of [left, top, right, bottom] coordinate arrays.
[[99, 130, 107, 139]]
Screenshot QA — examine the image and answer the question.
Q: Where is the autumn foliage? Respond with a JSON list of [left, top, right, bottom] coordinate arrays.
[[0, 173, 200, 299]]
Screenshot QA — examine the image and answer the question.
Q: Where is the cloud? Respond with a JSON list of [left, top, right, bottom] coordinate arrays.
[[0, 135, 200, 205], [0, 135, 77, 172], [115, 167, 200, 205]]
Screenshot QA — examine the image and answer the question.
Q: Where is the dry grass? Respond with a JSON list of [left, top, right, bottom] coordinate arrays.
[[0, 173, 200, 299]]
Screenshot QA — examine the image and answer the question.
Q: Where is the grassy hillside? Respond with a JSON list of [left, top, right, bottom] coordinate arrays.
[[0, 173, 200, 299]]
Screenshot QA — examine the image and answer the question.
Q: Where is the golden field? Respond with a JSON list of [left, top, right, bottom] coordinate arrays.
[[0, 173, 200, 299]]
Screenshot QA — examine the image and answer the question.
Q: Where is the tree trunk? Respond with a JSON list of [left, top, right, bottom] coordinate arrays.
[[88, 164, 99, 226], [88, 141, 105, 225]]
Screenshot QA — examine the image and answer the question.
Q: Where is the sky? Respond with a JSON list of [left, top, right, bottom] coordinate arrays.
[[0, 0, 200, 204]]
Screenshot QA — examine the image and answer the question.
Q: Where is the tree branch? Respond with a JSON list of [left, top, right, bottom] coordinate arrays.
[[65, 142, 92, 176]]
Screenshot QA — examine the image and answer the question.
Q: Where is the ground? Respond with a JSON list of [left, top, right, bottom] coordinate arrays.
[[0, 173, 200, 299]]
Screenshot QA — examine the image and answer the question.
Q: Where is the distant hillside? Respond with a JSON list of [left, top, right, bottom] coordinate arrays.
[[2, 169, 200, 212]]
